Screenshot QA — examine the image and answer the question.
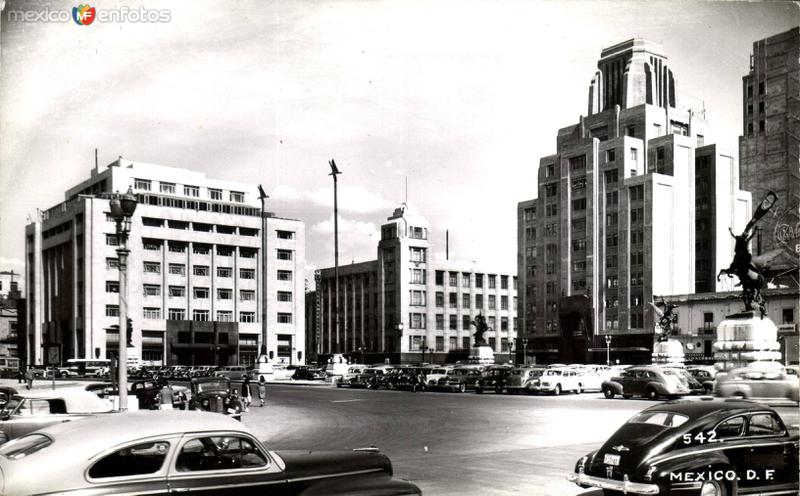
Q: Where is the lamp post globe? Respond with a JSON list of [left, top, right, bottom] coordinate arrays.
[[120, 186, 138, 216]]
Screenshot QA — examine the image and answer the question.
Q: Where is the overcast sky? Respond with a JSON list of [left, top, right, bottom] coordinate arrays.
[[1, 0, 797, 283]]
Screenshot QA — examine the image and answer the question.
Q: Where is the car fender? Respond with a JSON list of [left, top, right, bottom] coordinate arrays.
[[650, 451, 733, 488], [299, 473, 421, 496], [648, 382, 671, 394], [602, 380, 623, 394]]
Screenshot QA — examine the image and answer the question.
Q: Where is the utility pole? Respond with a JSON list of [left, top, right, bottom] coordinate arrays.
[[257, 185, 269, 363]]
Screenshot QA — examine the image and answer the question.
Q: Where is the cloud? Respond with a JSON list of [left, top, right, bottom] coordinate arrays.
[[312, 215, 378, 237], [0, 257, 24, 272], [270, 184, 301, 201], [271, 183, 394, 214]]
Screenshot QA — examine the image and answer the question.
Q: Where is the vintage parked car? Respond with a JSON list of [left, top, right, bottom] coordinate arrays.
[[84, 379, 189, 410], [335, 365, 370, 388], [530, 367, 584, 395], [291, 365, 326, 381], [345, 368, 390, 389], [422, 366, 455, 388], [0, 410, 422, 496], [475, 366, 512, 394], [574, 369, 604, 392], [602, 365, 691, 400], [714, 366, 800, 403], [664, 368, 706, 395], [429, 368, 482, 393], [504, 366, 546, 394], [385, 367, 425, 391], [568, 398, 799, 496], [687, 365, 718, 393], [188, 377, 242, 420], [0, 389, 113, 445]]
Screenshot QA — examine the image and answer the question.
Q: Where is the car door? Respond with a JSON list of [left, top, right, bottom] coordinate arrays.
[[736, 412, 795, 490], [621, 370, 642, 395], [168, 432, 288, 495]]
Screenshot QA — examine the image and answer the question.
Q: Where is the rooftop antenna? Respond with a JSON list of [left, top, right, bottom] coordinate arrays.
[[446, 229, 449, 260]]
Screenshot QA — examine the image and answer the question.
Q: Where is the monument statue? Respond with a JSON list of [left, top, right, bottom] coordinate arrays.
[[470, 313, 491, 346], [649, 296, 678, 342], [716, 191, 778, 318]]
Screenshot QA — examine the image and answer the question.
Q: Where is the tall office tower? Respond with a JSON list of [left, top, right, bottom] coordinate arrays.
[[739, 27, 800, 280], [317, 203, 517, 364], [517, 39, 752, 365], [25, 158, 305, 367]]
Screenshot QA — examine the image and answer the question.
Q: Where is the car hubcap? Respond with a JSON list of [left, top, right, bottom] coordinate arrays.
[[700, 481, 722, 496]]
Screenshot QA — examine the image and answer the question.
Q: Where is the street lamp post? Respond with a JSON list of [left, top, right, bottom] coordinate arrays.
[[394, 322, 404, 363], [522, 338, 528, 365], [328, 160, 341, 353], [605, 335, 612, 366], [257, 185, 269, 363], [422, 336, 427, 365], [109, 186, 138, 411]]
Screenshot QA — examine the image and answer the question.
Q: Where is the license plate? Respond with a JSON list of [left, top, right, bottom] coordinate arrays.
[[603, 454, 620, 466]]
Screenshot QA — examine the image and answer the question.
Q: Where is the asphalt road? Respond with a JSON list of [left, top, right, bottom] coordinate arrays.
[[240, 385, 800, 496]]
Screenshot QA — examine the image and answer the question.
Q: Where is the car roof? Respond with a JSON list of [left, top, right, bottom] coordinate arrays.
[[34, 411, 247, 451], [12, 388, 113, 413], [644, 398, 771, 420]]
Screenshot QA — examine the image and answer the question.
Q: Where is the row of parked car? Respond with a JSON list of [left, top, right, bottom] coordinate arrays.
[[332, 361, 800, 402]]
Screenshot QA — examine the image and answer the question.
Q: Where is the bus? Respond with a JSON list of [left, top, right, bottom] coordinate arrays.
[[66, 358, 111, 377], [0, 357, 19, 378]]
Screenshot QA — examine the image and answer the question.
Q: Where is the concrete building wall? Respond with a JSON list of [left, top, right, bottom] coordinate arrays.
[[739, 27, 800, 261], [25, 159, 305, 366]]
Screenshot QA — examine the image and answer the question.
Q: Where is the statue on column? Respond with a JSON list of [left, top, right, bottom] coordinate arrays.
[[471, 313, 491, 346], [716, 191, 778, 318], [649, 296, 678, 342]]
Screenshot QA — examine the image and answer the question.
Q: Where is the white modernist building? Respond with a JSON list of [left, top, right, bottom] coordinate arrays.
[[25, 158, 305, 367]]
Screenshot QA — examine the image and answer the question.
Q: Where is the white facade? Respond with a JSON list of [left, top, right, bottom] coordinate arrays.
[[25, 159, 305, 366]]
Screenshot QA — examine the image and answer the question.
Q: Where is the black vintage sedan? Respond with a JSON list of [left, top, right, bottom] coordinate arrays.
[[0, 410, 421, 496], [189, 377, 241, 420], [568, 399, 798, 495]]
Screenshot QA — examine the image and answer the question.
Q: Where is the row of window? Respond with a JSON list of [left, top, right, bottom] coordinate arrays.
[[133, 178, 245, 203], [431, 292, 515, 310], [107, 282, 292, 302], [105, 305, 293, 324], [433, 272, 516, 290], [128, 262, 293, 281], [411, 313, 517, 331], [409, 335, 512, 352]]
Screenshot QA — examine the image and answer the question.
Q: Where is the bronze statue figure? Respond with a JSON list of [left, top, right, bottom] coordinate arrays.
[[716, 191, 778, 318], [649, 296, 678, 342], [471, 313, 491, 346]]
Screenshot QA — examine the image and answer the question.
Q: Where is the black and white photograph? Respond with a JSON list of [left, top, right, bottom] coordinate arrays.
[[0, 1, 798, 495]]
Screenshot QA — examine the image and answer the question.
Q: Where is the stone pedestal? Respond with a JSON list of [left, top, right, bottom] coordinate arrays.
[[468, 344, 495, 365], [713, 311, 781, 371], [651, 339, 685, 367]]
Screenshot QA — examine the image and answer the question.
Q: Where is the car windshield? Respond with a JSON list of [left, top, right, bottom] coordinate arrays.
[[196, 381, 228, 393], [0, 433, 52, 459], [628, 411, 689, 428]]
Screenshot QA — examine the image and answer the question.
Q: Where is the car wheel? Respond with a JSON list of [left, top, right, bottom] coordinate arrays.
[[553, 384, 561, 396], [366, 383, 373, 390], [60, 372, 68, 378], [603, 388, 615, 399], [475, 387, 483, 394], [387, 382, 395, 390], [699, 480, 728, 496], [646, 387, 658, 400]]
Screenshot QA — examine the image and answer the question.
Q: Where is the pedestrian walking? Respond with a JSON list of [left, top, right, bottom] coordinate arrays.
[[257, 377, 267, 407], [24, 368, 34, 390], [17, 367, 23, 384], [241, 376, 252, 411], [158, 382, 175, 410]]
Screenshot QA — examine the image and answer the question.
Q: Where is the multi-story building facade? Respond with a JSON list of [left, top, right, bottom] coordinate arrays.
[[317, 203, 517, 364], [739, 27, 799, 279], [24, 158, 305, 367], [518, 38, 752, 365]]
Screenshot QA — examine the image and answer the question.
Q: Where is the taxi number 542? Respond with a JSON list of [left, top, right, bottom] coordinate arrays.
[[683, 431, 717, 444]]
